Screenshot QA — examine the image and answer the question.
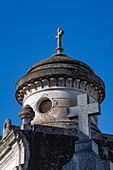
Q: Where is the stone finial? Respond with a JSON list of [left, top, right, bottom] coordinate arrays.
[[56, 28, 64, 54], [19, 105, 35, 130], [3, 119, 11, 138]]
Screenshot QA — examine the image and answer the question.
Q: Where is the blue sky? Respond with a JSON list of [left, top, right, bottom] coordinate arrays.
[[0, 0, 113, 136]]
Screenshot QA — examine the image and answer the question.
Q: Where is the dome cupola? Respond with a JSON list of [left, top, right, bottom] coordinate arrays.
[[15, 28, 105, 129]]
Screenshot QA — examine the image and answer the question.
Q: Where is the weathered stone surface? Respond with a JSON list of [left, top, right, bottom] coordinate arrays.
[[0, 123, 113, 170], [75, 139, 98, 154], [19, 105, 35, 130], [23, 127, 76, 170], [92, 131, 113, 163], [0, 130, 24, 170], [63, 148, 111, 170], [67, 94, 101, 140], [15, 55, 105, 105]]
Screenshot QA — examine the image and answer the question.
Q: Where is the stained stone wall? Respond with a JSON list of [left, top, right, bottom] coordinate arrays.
[[0, 125, 77, 170], [24, 127, 76, 170], [63, 150, 111, 170], [0, 124, 113, 170], [92, 131, 113, 162], [0, 130, 24, 170]]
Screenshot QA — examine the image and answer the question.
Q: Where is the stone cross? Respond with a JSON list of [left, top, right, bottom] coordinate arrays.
[[67, 94, 101, 140], [56, 28, 64, 54]]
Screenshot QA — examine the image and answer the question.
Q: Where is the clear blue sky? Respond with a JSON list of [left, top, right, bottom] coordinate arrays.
[[0, 0, 113, 136]]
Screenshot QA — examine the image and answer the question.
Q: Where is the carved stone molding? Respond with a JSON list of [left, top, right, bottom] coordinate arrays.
[[16, 76, 104, 105], [0, 131, 18, 160], [0, 129, 26, 170]]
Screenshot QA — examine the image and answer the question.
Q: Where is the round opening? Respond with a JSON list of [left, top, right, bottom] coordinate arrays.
[[39, 98, 52, 113]]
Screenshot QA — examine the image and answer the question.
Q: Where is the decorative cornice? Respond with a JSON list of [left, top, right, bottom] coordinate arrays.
[[0, 130, 18, 160], [16, 76, 104, 105]]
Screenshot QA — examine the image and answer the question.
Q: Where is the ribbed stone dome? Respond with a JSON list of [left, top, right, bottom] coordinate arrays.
[[15, 53, 105, 105], [26, 53, 94, 74]]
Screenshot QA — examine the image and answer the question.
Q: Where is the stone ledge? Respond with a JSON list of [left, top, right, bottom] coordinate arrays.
[[75, 139, 98, 155], [33, 124, 78, 138]]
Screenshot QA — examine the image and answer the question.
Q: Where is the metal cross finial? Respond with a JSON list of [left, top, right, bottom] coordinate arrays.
[[56, 28, 64, 54]]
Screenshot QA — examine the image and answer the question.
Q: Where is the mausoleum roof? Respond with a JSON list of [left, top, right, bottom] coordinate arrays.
[[26, 53, 94, 74], [15, 28, 105, 105]]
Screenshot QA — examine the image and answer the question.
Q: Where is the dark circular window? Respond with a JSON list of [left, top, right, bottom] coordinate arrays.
[[39, 98, 52, 113]]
